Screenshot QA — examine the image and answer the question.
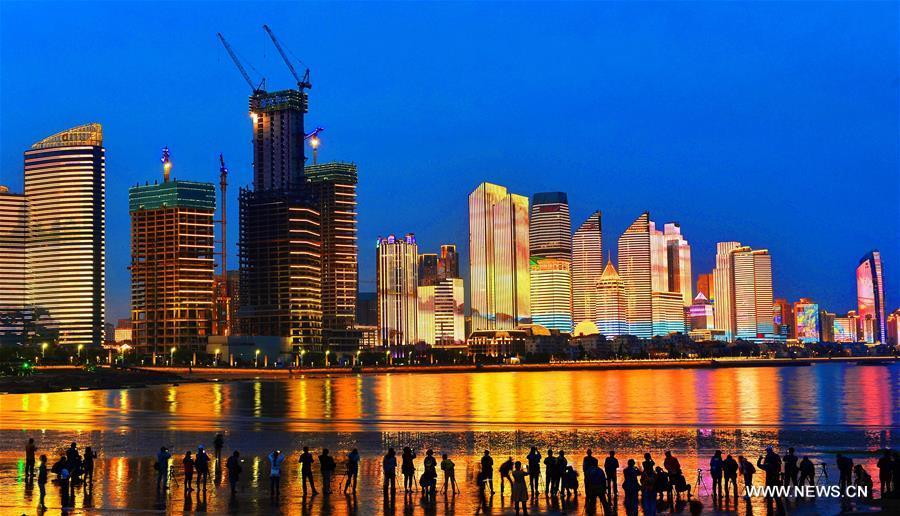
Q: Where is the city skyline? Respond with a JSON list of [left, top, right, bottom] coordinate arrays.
[[0, 2, 897, 321]]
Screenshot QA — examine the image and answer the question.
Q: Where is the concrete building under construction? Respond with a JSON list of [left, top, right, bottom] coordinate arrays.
[[129, 171, 216, 355]]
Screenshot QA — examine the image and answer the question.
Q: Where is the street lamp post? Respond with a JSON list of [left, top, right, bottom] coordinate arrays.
[[300, 350, 305, 368], [255, 349, 260, 368], [215, 348, 220, 366], [41, 343, 48, 358], [325, 349, 331, 367], [170, 346, 176, 366]]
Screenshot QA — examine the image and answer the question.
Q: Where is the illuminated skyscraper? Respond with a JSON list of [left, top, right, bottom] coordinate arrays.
[[696, 273, 714, 302], [250, 89, 308, 191], [306, 162, 360, 353], [618, 213, 653, 338], [572, 211, 602, 326], [529, 257, 573, 332], [887, 309, 899, 346], [652, 291, 686, 335], [129, 169, 216, 354], [773, 298, 794, 337], [418, 253, 439, 286], [530, 192, 571, 259], [469, 183, 530, 331], [377, 234, 418, 346], [24, 123, 105, 347], [687, 292, 715, 330], [793, 298, 820, 343], [833, 316, 857, 342], [595, 260, 627, 337], [439, 244, 460, 279], [856, 250, 886, 343], [0, 186, 27, 344], [664, 223, 692, 306], [714, 242, 774, 341], [418, 278, 465, 347], [820, 310, 835, 342]]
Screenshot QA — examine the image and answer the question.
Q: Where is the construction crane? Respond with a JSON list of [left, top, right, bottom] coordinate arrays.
[[304, 127, 324, 164], [214, 154, 232, 336], [262, 24, 311, 91], [217, 32, 266, 93]]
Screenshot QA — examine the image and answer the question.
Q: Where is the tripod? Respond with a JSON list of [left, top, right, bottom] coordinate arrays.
[[695, 469, 710, 497], [816, 463, 829, 486], [168, 465, 180, 487]]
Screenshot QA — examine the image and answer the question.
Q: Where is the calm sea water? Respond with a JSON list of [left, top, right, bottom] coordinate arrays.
[[0, 362, 897, 514]]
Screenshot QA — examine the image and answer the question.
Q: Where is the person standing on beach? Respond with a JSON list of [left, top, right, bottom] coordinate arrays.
[[383, 448, 397, 496], [401, 447, 417, 493], [836, 453, 853, 493], [268, 449, 285, 499], [604, 450, 619, 500], [37, 454, 48, 509], [299, 446, 318, 496], [783, 447, 799, 487], [213, 434, 224, 461], [543, 449, 556, 496], [798, 456, 815, 489], [738, 455, 755, 499], [582, 449, 598, 495], [526, 447, 541, 496], [481, 450, 495, 494], [155, 446, 171, 492], [25, 438, 36, 481], [440, 453, 458, 494], [422, 449, 438, 496], [664, 451, 681, 476], [622, 458, 640, 516], [195, 445, 210, 490], [723, 454, 739, 501], [225, 451, 241, 495], [710, 450, 724, 499], [344, 448, 360, 494], [83, 446, 97, 487], [555, 450, 568, 495], [319, 448, 336, 494], [499, 456, 514, 494], [182, 451, 195, 492], [511, 461, 530, 515]]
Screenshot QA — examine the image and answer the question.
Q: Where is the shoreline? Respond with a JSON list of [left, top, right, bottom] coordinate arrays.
[[1, 355, 896, 394]]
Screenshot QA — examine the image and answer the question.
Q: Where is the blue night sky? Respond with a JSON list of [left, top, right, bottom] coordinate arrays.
[[1, 1, 897, 322]]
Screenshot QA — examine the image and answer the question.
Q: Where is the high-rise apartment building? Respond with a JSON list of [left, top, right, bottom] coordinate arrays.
[[0, 186, 27, 345], [664, 223, 692, 306], [129, 174, 216, 354], [572, 211, 602, 326], [24, 123, 105, 347], [377, 234, 418, 346], [713, 242, 774, 341], [856, 250, 886, 343], [305, 162, 360, 353], [595, 261, 627, 337], [793, 298, 820, 343], [469, 182, 530, 332]]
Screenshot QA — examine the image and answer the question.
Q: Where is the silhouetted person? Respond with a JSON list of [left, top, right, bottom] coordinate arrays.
[[783, 447, 799, 487], [563, 465, 579, 497], [640, 462, 657, 514], [155, 447, 171, 492], [182, 451, 195, 492], [710, 450, 724, 499], [37, 454, 48, 509], [213, 433, 224, 461], [401, 447, 417, 493], [268, 449, 285, 499], [499, 456, 514, 494], [383, 448, 397, 496], [893, 452, 900, 497], [422, 449, 438, 496], [25, 438, 36, 481], [66, 442, 82, 489], [82, 446, 96, 486], [344, 448, 360, 494], [664, 450, 682, 476], [604, 450, 619, 499], [320, 448, 336, 494], [876, 450, 893, 497], [583, 449, 598, 494], [225, 451, 241, 495], [723, 454, 739, 500], [195, 445, 210, 490], [738, 455, 755, 499], [623, 458, 640, 516], [59, 464, 71, 508], [654, 466, 670, 506], [440, 453, 458, 494], [543, 449, 556, 495], [481, 450, 495, 494], [584, 461, 610, 513], [836, 453, 854, 494], [298, 446, 318, 496], [757, 447, 781, 488], [642, 453, 655, 475], [854, 464, 873, 499], [526, 447, 541, 496], [798, 456, 815, 488], [511, 461, 530, 515]]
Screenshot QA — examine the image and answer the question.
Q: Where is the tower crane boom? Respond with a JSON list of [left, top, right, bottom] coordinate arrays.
[[217, 32, 265, 92], [262, 24, 312, 91]]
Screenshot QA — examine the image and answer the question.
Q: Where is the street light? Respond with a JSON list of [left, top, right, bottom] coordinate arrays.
[[170, 346, 176, 366], [255, 349, 260, 368], [325, 349, 331, 367], [214, 348, 221, 366], [41, 343, 48, 357], [77, 344, 84, 358], [300, 349, 306, 368]]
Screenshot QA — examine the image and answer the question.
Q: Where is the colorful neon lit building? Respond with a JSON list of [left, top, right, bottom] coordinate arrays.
[[417, 277, 465, 347], [713, 242, 774, 341], [773, 298, 794, 338], [572, 211, 602, 326], [468, 182, 530, 332], [652, 291, 686, 335], [696, 273, 714, 302], [0, 186, 27, 345], [24, 123, 106, 347], [377, 234, 418, 346], [887, 309, 899, 346], [856, 250, 886, 343], [618, 213, 654, 338], [595, 261, 627, 337], [687, 292, 715, 330], [529, 257, 573, 332], [664, 223, 692, 306], [833, 316, 857, 343], [793, 298, 820, 344]]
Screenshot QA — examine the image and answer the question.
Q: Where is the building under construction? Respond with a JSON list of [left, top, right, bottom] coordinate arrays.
[[130, 175, 216, 355]]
